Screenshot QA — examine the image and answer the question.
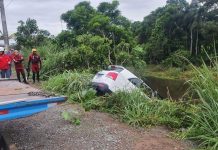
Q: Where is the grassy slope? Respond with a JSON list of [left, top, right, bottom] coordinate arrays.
[[138, 65, 196, 80]]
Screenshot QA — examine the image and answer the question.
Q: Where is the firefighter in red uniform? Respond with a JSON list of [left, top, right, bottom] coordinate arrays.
[[28, 48, 42, 83], [0, 47, 11, 78], [12, 50, 28, 84]]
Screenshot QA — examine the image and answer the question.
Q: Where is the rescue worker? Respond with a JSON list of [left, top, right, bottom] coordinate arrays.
[[12, 50, 28, 84], [0, 47, 11, 78], [6, 49, 14, 77], [28, 48, 42, 83]]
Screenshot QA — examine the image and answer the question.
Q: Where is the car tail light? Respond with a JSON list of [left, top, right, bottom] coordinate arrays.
[[106, 72, 118, 80], [0, 110, 9, 115], [98, 83, 105, 88]]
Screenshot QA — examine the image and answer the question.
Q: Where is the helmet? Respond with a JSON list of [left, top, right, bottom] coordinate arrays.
[[32, 48, 37, 52], [0, 47, 5, 52]]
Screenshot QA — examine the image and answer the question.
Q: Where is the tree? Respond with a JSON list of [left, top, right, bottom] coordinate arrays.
[[199, 0, 218, 10], [15, 18, 50, 48], [58, 0, 218, 67], [61, 1, 96, 35], [201, 21, 218, 54], [88, 14, 110, 37], [55, 30, 76, 48], [97, 0, 120, 23], [76, 34, 112, 68], [139, 1, 190, 63]]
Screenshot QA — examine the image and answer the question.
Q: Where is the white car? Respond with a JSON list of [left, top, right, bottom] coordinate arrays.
[[92, 65, 156, 97]]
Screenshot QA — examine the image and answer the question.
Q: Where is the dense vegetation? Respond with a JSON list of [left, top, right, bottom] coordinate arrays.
[[15, 0, 218, 149], [16, 0, 218, 72]]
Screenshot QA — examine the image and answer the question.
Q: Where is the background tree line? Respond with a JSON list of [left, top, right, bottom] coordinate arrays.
[[15, 0, 218, 74]]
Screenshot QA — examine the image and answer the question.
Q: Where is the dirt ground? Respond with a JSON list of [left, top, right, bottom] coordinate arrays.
[[0, 103, 193, 150]]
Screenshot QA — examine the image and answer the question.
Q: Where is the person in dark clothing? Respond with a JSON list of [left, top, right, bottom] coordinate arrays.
[[12, 50, 28, 84], [28, 48, 42, 83]]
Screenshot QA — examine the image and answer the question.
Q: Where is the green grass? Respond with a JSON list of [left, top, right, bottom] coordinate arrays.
[[103, 91, 195, 128], [184, 62, 218, 150], [128, 65, 196, 80], [43, 70, 93, 100]]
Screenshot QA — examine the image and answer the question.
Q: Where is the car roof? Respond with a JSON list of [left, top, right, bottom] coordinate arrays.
[[107, 65, 138, 79], [120, 68, 138, 79], [108, 65, 125, 69]]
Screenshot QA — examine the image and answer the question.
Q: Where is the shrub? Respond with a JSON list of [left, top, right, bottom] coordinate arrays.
[[162, 50, 191, 70]]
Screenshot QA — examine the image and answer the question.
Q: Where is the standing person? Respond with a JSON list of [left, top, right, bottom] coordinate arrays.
[[28, 48, 42, 83], [12, 50, 28, 84], [0, 47, 11, 78], [6, 49, 14, 78]]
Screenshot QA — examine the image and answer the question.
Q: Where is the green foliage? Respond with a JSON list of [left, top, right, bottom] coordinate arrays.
[[34, 34, 145, 77], [15, 18, 50, 48], [61, 1, 96, 35], [17, 0, 218, 69], [136, 0, 218, 64], [43, 71, 93, 98], [103, 91, 194, 128], [97, 0, 120, 22], [162, 50, 191, 69], [55, 30, 77, 48], [185, 61, 218, 149], [79, 89, 104, 111], [76, 34, 111, 68], [62, 111, 81, 126]]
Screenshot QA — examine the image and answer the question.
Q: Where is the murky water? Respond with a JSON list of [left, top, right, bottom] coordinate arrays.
[[142, 76, 190, 100]]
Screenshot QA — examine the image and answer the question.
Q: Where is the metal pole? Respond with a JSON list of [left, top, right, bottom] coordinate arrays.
[[0, 0, 9, 51]]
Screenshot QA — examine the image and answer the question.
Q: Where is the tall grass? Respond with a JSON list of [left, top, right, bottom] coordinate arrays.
[[43, 71, 93, 99], [186, 62, 218, 149], [104, 91, 194, 128]]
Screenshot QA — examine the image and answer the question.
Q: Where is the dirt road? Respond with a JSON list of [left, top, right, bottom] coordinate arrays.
[[0, 104, 193, 150]]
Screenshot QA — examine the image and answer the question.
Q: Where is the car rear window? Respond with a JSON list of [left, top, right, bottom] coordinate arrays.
[[107, 66, 124, 72]]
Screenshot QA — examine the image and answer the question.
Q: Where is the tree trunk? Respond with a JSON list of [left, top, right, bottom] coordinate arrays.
[[213, 34, 217, 56], [108, 49, 112, 65], [213, 34, 217, 62], [190, 28, 193, 55], [195, 29, 199, 55], [112, 33, 117, 65]]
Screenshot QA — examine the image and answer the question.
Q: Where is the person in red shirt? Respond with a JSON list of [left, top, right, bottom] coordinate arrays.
[[0, 47, 11, 78], [28, 48, 42, 83], [12, 50, 28, 84]]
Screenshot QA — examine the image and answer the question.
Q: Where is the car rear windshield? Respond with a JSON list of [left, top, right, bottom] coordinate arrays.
[[107, 66, 124, 72]]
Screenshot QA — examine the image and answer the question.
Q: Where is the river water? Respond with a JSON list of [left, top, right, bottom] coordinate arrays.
[[143, 76, 190, 100]]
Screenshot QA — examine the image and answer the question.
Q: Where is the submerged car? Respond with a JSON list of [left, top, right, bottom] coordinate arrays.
[[92, 65, 157, 97]]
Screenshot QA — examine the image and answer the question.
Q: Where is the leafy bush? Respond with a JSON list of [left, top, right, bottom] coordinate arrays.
[[162, 50, 191, 70], [76, 89, 104, 111]]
